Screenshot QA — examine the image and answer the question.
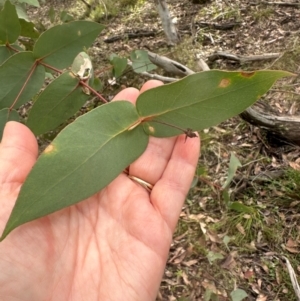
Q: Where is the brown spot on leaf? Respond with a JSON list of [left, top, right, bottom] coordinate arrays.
[[218, 78, 231, 88], [147, 125, 155, 135], [240, 71, 255, 78], [44, 144, 55, 154]]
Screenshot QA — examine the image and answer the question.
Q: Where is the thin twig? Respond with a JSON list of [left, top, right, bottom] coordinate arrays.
[[258, 1, 300, 7], [80, 81, 108, 103]]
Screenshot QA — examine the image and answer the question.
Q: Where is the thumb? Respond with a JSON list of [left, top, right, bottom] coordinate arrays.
[[0, 121, 38, 184]]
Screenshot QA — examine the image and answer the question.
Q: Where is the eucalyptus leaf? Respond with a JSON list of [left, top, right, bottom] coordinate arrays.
[[14, 4, 29, 21], [92, 77, 102, 91], [130, 50, 156, 73], [207, 251, 224, 264], [110, 54, 127, 78], [0, 101, 149, 240], [0, 45, 14, 64], [0, 51, 45, 109], [48, 6, 55, 23], [33, 21, 104, 69], [27, 71, 89, 135], [0, 108, 19, 140], [19, 19, 40, 39], [137, 70, 293, 137], [60, 10, 74, 23], [17, 0, 39, 7], [230, 289, 248, 301], [0, 0, 20, 44], [71, 51, 93, 82]]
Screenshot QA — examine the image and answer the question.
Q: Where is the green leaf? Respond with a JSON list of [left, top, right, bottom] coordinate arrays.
[[92, 77, 102, 91], [222, 152, 242, 189], [45, 71, 54, 80], [71, 51, 93, 82], [223, 235, 231, 251], [230, 289, 248, 301], [110, 53, 127, 78], [60, 10, 74, 23], [229, 202, 255, 214], [207, 251, 224, 264], [130, 50, 156, 73], [27, 71, 89, 135], [17, 0, 39, 7], [136, 70, 293, 137], [0, 0, 21, 44], [222, 189, 231, 207], [0, 45, 14, 64], [19, 19, 40, 39], [0, 51, 45, 109], [14, 4, 29, 21], [204, 289, 218, 301], [33, 21, 104, 69], [0, 101, 149, 240], [0, 108, 19, 140], [48, 6, 55, 23]]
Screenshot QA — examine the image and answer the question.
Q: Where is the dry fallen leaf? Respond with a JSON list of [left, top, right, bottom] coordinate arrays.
[[286, 237, 298, 248], [256, 294, 267, 301], [221, 253, 237, 271], [236, 223, 246, 235], [289, 161, 300, 171]]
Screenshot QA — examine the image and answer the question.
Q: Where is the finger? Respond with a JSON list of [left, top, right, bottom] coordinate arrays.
[[129, 136, 176, 185], [129, 80, 177, 184], [139, 80, 163, 94], [112, 87, 139, 104], [0, 121, 38, 185], [151, 134, 200, 232], [112, 80, 164, 105]]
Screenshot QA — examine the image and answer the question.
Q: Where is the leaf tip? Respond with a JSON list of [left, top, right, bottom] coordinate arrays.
[[0, 226, 11, 242]]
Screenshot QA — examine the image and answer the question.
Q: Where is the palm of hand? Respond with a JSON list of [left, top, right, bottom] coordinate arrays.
[[0, 82, 200, 301]]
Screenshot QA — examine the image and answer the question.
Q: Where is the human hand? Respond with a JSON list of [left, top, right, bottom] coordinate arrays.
[[0, 80, 200, 301]]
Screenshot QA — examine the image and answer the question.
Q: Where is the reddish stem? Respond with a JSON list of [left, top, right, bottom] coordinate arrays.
[[9, 62, 38, 111]]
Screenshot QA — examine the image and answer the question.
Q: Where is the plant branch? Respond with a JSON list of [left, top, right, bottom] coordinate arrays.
[[9, 62, 38, 111], [207, 51, 280, 63], [147, 51, 195, 76], [80, 80, 108, 103], [39, 61, 108, 103], [39, 61, 63, 74], [143, 119, 197, 140]]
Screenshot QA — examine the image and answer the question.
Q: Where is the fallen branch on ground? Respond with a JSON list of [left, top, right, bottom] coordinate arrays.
[[254, 1, 300, 7], [147, 51, 195, 76], [208, 52, 280, 63], [104, 31, 157, 43]]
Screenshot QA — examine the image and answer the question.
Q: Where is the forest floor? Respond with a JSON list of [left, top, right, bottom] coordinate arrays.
[[31, 0, 300, 300]]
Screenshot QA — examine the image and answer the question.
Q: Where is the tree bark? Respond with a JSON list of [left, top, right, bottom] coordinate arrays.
[[154, 0, 180, 45], [240, 101, 300, 146]]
